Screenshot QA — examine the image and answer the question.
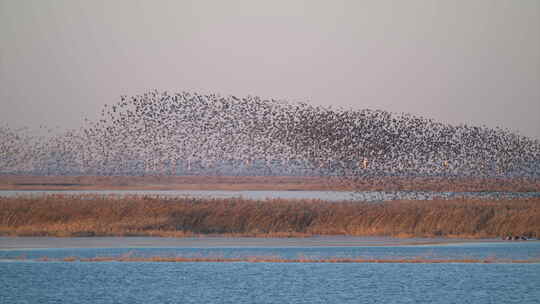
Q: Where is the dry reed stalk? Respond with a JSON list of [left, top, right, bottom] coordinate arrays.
[[1, 195, 539, 238]]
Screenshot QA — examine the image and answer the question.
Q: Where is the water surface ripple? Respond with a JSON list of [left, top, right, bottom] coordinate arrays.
[[1, 262, 539, 304], [2, 240, 539, 303]]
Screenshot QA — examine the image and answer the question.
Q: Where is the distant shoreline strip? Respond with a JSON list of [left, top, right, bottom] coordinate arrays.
[[10, 256, 540, 264]]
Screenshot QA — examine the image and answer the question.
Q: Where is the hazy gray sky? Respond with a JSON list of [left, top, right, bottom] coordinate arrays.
[[1, 0, 539, 138]]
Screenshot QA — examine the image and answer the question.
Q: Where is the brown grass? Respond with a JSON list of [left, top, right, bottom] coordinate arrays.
[[0, 175, 539, 192], [1, 195, 539, 238]]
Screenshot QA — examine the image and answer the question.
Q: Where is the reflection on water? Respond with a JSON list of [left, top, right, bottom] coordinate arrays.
[[1, 189, 539, 201]]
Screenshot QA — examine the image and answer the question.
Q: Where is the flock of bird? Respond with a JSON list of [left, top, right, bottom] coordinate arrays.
[[1, 90, 539, 180]]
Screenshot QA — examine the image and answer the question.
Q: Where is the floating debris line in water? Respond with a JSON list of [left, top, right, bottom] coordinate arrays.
[[21, 255, 540, 264], [1, 90, 539, 180]]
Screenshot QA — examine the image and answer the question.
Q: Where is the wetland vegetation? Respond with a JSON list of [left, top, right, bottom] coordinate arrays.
[[1, 194, 538, 239]]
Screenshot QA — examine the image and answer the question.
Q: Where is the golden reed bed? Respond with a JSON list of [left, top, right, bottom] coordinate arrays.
[[1, 194, 539, 238]]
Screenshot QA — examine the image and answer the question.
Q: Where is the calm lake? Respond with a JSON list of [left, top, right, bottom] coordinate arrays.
[[1, 237, 539, 303], [1, 189, 540, 201]]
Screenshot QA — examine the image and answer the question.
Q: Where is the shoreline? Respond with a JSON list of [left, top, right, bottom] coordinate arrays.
[[0, 236, 532, 250], [1, 175, 539, 192], [12, 256, 540, 264]]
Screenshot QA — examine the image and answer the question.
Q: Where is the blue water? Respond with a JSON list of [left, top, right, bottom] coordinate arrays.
[[1, 241, 540, 261], [1, 189, 539, 201], [1, 262, 539, 304], [1, 240, 539, 303]]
